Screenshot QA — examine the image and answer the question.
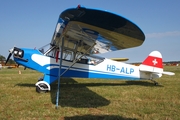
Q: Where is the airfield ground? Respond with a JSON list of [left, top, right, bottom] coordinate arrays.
[[0, 66, 180, 120]]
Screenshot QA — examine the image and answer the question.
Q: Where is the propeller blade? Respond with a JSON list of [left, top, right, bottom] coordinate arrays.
[[5, 53, 12, 65], [5, 47, 14, 65]]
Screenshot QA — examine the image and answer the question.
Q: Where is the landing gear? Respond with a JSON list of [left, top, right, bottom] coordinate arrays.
[[150, 74, 160, 86], [151, 79, 159, 86], [35, 81, 50, 93]]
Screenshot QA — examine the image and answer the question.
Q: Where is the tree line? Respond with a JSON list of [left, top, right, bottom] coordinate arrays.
[[0, 54, 15, 65]]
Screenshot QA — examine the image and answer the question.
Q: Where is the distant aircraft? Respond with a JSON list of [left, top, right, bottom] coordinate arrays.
[[6, 5, 174, 107]]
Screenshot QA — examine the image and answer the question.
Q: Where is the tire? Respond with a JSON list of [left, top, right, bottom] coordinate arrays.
[[36, 83, 48, 93]]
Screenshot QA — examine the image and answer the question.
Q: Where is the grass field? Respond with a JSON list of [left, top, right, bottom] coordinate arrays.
[[0, 66, 180, 120]]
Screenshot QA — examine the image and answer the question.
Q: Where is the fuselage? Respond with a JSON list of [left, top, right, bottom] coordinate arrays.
[[13, 48, 151, 85]]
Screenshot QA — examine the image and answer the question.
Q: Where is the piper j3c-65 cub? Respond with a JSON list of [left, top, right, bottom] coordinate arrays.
[[6, 5, 174, 94]]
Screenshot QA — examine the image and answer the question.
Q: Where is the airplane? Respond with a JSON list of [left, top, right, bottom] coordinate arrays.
[[5, 5, 174, 107]]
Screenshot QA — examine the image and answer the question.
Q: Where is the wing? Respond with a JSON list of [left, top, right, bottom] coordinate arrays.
[[51, 6, 145, 55], [110, 58, 129, 62]]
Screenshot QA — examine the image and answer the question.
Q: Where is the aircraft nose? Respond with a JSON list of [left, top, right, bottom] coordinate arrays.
[[5, 47, 25, 65], [13, 47, 24, 58]]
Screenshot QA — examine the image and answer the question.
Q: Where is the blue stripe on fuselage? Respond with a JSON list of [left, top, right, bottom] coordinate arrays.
[[62, 68, 140, 80]]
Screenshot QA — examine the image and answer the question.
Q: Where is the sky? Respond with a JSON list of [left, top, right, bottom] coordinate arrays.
[[0, 0, 180, 63]]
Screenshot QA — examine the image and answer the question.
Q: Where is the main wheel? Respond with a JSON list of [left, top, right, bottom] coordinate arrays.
[[36, 83, 49, 93]]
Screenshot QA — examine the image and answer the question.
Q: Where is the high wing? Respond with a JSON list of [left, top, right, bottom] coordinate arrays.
[[51, 6, 145, 55]]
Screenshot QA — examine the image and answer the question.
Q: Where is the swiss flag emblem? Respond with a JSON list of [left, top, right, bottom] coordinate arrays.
[[142, 56, 163, 68]]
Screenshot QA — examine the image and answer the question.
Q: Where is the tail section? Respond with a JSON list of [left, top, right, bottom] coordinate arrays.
[[140, 51, 174, 75]]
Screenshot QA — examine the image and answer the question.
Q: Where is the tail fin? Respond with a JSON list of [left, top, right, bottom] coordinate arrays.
[[139, 51, 174, 75], [140, 51, 163, 73]]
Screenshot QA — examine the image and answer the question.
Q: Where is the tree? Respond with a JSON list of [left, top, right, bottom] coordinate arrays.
[[0, 55, 6, 61], [8, 59, 15, 64]]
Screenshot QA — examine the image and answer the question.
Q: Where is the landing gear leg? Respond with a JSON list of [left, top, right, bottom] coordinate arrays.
[[150, 74, 159, 86], [151, 79, 159, 86]]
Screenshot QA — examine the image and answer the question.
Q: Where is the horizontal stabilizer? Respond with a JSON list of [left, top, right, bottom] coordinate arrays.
[[162, 71, 175, 75]]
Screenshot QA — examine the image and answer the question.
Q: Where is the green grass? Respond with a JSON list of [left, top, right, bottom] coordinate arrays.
[[0, 66, 180, 120]]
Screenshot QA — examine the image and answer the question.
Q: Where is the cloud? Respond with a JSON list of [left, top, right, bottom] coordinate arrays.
[[145, 31, 180, 38]]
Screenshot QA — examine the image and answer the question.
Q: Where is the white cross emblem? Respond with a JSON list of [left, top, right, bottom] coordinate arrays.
[[152, 59, 158, 65]]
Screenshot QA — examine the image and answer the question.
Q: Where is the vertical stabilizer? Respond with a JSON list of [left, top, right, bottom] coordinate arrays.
[[139, 51, 163, 73]]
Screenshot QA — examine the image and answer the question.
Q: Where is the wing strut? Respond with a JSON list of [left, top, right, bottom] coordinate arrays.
[[55, 36, 65, 109], [55, 39, 96, 109]]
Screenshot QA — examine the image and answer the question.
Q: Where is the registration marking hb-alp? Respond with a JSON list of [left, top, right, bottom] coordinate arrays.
[[107, 65, 134, 74]]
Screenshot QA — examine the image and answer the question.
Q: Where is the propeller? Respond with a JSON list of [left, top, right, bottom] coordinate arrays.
[[5, 47, 14, 65]]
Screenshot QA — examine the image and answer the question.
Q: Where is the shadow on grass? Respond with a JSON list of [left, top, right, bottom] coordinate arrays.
[[15, 83, 35, 87], [50, 78, 110, 108], [50, 78, 163, 108], [64, 114, 137, 120], [16, 79, 163, 108], [125, 80, 164, 87]]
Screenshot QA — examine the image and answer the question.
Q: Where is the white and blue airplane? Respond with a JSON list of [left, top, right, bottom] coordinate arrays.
[[6, 5, 174, 94]]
